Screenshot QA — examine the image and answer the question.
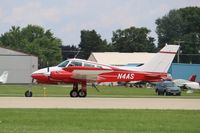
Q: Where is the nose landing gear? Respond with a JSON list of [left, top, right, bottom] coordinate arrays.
[[25, 90, 33, 97], [25, 79, 33, 97]]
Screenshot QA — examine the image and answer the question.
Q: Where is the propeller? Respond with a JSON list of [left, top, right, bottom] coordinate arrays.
[[47, 67, 49, 72], [44, 61, 50, 77], [47, 66, 50, 81], [47, 61, 50, 75]]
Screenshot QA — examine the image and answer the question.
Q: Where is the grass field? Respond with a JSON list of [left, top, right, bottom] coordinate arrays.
[[0, 84, 200, 98], [0, 85, 199, 133], [0, 109, 199, 133], [0, 85, 200, 98]]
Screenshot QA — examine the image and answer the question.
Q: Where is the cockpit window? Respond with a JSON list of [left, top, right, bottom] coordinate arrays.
[[69, 61, 82, 66], [57, 60, 69, 67]]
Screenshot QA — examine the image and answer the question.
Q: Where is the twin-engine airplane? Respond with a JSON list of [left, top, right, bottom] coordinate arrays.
[[28, 44, 179, 97]]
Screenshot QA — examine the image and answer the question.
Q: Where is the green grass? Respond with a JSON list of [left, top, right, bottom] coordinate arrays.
[[0, 86, 199, 133], [0, 84, 200, 98], [0, 109, 199, 133]]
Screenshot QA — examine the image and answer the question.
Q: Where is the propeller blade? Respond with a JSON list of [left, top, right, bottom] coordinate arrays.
[[47, 67, 50, 80]]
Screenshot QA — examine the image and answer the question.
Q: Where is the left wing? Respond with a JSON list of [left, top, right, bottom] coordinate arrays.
[[72, 70, 113, 81], [63, 66, 113, 82]]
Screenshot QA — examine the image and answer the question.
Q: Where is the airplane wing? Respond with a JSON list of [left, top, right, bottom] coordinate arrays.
[[71, 70, 113, 81], [63, 66, 113, 82]]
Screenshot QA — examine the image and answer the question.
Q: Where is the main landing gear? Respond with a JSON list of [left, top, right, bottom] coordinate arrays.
[[70, 82, 87, 97]]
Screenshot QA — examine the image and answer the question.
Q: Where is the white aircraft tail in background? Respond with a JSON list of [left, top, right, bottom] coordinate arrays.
[[173, 74, 200, 92], [0, 71, 8, 84]]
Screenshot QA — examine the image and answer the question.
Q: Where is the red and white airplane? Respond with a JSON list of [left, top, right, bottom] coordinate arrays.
[[28, 44, 179, 97], [173, 74, 200, 92]]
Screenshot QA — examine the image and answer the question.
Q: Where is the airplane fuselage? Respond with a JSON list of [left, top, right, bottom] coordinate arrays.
[[29, 44, 179, 97], [32, 62, 168, 84]]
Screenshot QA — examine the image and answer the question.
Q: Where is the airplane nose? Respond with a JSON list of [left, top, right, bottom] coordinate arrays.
[[31, 72, 40, 79]]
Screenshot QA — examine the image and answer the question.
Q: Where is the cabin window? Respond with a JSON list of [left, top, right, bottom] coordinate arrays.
[[97, 65, 103, 68], [84, 63, 95, 67], [101, 66, 111, 69], [69, 61, 82, 66]]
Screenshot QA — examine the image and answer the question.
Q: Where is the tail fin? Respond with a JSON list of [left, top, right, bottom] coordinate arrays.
[[189, 74, 196, 82], [138, 44, 179, 73], [0, 71, 8, 84]]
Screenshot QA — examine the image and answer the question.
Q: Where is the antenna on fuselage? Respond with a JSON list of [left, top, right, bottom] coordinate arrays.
[[74, 50, 80, 59]]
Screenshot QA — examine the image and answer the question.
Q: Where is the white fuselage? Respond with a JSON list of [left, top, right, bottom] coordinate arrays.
[[173, 79, 200, 90]]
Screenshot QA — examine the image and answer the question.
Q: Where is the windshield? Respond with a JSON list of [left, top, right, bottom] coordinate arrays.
[[57, 60, 69, 67], [165, 82, 175, 87]]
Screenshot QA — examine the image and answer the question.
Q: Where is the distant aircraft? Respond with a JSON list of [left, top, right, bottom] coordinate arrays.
[[173, 74, 200, 92], [0, 71, 8, 84], [29, 44, 179, 97], [189, 74, 196, 82]]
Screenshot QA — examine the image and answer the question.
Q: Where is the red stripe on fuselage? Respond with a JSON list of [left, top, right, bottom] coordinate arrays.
[[159, 51, 176, 54]]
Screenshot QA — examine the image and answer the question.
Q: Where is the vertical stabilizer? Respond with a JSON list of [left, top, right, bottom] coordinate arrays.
[[138, 45, 179, 73], [189, 74, 196, 82], [0, 71, 8, 84]]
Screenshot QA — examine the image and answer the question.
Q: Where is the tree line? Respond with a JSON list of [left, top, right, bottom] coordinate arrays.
[[0, 7, 200, 67]]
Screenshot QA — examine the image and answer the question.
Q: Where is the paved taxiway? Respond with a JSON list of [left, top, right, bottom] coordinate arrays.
[[0, 97, 200, 109]]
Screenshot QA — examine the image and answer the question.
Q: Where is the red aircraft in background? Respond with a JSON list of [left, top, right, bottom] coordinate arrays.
[[28, 44, 179, 97]]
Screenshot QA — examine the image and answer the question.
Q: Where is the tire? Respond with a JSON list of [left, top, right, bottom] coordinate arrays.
[[78, 90, 87, 97], [163, 91, 166, 96], [25, 91, 32, 97], [156, 89, 160, 95], [70, 90, 78, 97]]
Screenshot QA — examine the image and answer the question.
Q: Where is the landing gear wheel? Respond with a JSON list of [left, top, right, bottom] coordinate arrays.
[[70, 90, 78, 97], [78, 90, 87, 97], [25, 90, 33, 97]]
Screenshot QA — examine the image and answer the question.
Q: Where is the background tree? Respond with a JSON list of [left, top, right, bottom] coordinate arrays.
[[111, 26, 156, 52], [156, 7, 200, 63], [79, 30, 109, 59], [0, 25, 62, 68]]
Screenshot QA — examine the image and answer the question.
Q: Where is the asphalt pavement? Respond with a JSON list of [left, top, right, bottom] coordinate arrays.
[[0, 97, 200, 109]]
